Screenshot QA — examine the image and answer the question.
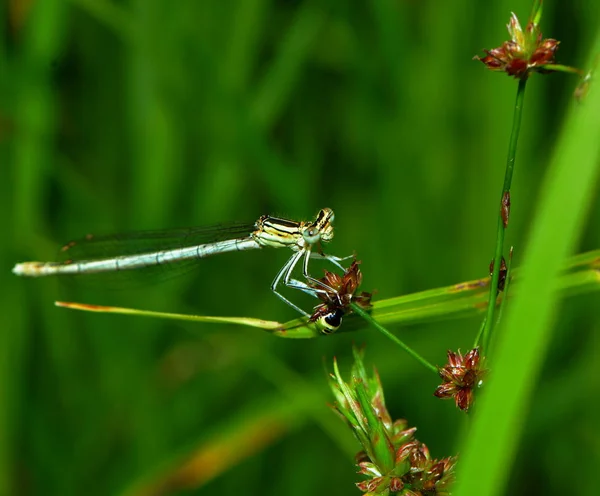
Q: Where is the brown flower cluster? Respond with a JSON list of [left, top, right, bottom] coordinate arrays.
[[475, 12, 559, 78], [356, 436, 457, 495], [309, 260, 372, 333], [434, 348, 487, 412]]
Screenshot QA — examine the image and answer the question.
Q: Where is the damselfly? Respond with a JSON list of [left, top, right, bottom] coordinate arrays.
[[12, 208, 345, 316]]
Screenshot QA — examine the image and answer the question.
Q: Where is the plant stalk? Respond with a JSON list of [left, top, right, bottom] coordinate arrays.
[[482, 77, 528, 351], [350, 303, 438, 374]]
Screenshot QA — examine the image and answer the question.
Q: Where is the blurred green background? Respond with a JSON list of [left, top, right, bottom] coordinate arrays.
[[2, 0, 599, 494]]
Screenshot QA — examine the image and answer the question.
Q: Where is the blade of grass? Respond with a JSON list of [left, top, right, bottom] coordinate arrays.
[[55, 301, 284, 330], [54, 249, 600, 337]]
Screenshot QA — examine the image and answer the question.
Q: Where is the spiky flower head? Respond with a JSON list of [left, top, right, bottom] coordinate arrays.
[[434, 348, 487, 412], [474, 2, 561, 79], [331, 348, 457, 494], [309, 260, 372, 333]]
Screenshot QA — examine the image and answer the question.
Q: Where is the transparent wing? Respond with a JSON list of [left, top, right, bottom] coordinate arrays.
[[54, 222, 256, 287], [58, 222, 254, 260]]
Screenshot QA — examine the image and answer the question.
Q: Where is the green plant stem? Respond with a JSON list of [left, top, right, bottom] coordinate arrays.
[[493, 247, 514, 330], [350, 303, 438, 374], [482, 78, 527, 352], [473, 318, 487, 349]]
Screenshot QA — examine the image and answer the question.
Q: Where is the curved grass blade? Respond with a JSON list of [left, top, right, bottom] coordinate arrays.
[[55, 249, 600, 338], [54, 301, 326, 338]]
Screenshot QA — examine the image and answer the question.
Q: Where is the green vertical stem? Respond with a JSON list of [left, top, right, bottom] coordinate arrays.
[[482, 77, 527, 352]]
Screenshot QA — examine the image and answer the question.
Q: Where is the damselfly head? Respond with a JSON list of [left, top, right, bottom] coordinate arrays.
[[303, 208, 335, 245]]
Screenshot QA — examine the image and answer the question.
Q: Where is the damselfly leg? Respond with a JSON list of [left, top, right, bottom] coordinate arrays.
[[270, 247, 353, 317]]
